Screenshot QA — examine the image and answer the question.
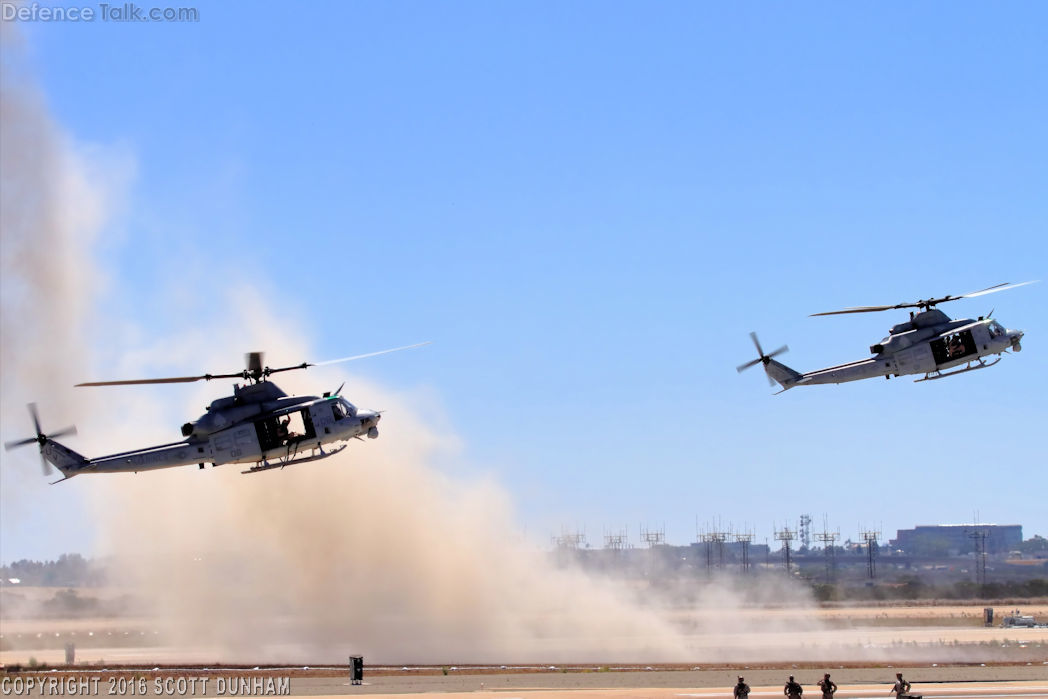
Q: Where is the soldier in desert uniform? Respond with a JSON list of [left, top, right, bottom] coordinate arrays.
[[734, 677, 751, 699], [818, 674, 837, 699], [784, 675, 803, 699], [890, 673, 912, 698]]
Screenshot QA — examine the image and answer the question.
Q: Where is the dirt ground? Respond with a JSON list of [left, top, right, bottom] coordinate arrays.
[[2, 665, 1047, 697], [7, 614, 1046, 666]]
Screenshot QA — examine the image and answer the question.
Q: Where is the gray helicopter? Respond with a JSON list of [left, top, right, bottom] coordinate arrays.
[[4, 343, 428, 482], [738, 282, 1034, 391]]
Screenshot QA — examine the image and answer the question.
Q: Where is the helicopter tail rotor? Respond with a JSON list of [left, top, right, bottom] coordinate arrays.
[[3, 403, 78, 476], [736, 332, 789, 387]]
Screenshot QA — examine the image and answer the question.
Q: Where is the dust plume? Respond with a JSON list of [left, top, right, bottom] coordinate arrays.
[[81, 302, 694, 664], [0, 23, 131, 553], [77, 300, 840, 665]]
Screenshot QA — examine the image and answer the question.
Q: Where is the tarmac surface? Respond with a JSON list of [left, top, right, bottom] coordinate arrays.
[[4, 665, 1048, 698]]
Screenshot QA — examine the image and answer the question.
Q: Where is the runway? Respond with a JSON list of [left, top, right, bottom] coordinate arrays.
[[284, 676, 1048, 698], [4, 666, 1047, 698]]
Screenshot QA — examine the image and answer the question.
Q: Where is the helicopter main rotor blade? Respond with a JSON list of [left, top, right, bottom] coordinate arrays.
[[957, 280, 1038, 299], [810, 281, 1038, 317], [76, 372, 245, 387], [76, 342, 432, 387], [311, 341, 433, 367], [811, 305, 902, 316]]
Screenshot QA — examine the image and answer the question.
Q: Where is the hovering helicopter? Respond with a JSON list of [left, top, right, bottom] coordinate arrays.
[[737, 282, 1035, 391], [4, 343, 429, 482]]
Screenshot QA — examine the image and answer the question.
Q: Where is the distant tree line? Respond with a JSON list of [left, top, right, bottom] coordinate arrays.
[[0, 553, 105, 587], [1017, 535, 1048, 555], [812, 577, 1048, 602]]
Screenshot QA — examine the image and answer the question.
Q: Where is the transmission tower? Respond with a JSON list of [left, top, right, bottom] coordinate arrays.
[[698, 531, 715, 574], [735, 531, 754, 573], [814, 526, 840, 584], [603, 528, 629, 551], [715, 531, 730, 567], [860, 529, 880, 579], [640, 525, 665, 548], [774, 526, 796, 573], [967, 528, 988, 586], [553, 529, 586, 550]]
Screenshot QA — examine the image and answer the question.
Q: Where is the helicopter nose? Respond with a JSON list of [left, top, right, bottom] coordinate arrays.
[[358, 410, 380, 424], [1010, 329, 1024, 351]]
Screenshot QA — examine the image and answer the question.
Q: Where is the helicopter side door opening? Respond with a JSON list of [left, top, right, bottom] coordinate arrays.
[[255, 409, 317, 452], [930, 328, 977, 366]]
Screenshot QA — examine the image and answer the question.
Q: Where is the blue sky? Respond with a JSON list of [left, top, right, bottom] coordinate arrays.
[[2, 1, 1046, 560]]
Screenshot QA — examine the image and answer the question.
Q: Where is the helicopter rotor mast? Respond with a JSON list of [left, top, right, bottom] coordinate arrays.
[[809, 281, 1037, 317], [75, 342, 432, 388]]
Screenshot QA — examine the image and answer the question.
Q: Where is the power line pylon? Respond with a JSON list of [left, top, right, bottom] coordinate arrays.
[[860, 529, 880, 580], [735, 531, 754, 574], [698, 530, 715, 575], [967, 527, 988, 586], [640, 525, 665, 548], [774, 526, 796, 573], [603, 528, 629, 551], [553, 529, 586, 550], [814, 527, 840, 584]]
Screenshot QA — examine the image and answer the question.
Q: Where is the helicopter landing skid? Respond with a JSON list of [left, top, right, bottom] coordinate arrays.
[[914, 356, 1002, 382], [241, 444, 348, 474]]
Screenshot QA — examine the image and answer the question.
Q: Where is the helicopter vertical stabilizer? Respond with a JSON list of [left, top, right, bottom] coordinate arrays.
[[3, 403, 87, 481], [763, 358, 804, 390], [40, 439, 90, 479], [736, 333, 803, 391]]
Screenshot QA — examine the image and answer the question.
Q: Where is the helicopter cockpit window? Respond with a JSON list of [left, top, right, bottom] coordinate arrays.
[[331, 401, 347, 421], [330, 399, 357, 422], [988, 321, 1005, 338]]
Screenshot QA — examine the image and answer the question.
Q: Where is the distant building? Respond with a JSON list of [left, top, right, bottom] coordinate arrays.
[[890, 524, 1022, 556]]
